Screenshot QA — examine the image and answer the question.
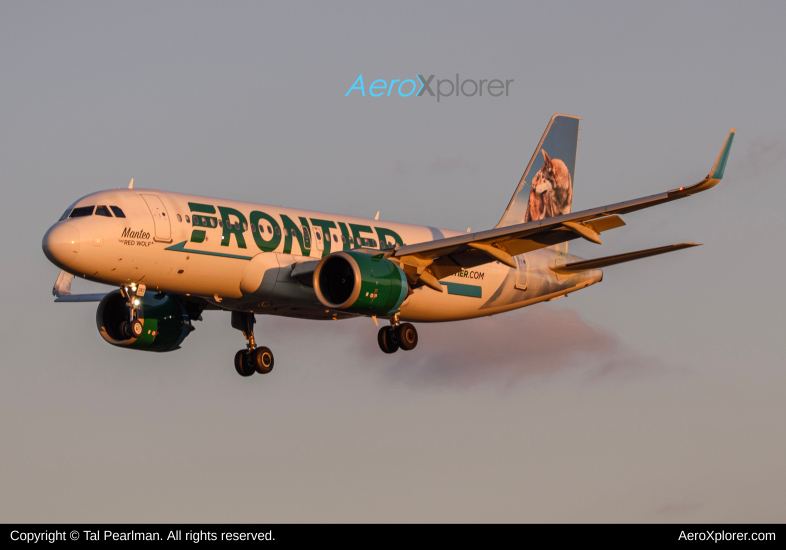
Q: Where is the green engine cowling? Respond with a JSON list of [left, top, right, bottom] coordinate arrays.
[[96, 290, 192, 352], [314, 250, 408, 316]]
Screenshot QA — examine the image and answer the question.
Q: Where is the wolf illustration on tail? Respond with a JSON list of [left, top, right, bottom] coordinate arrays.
[[497, 114, 579, 227], [524, 149, 573, 222]]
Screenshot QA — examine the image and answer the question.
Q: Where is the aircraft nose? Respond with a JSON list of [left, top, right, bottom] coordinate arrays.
[[42, 223, 80, 269]]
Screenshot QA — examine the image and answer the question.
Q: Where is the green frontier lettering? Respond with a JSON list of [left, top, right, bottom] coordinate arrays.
[[374, 227, 403, 249], [337, 222, 351, 251], [280, 215, 311, 256], [250, 211, 281, 252], [349, 223, 374, 248], [310, 218, 337, 257], [188, 202, 217, 244], [218, 206, 248, 249]]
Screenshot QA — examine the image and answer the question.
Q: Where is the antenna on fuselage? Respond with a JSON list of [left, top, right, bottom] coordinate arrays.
[[128, 178, 134, 189]]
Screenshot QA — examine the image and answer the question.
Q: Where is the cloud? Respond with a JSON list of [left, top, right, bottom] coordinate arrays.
[[259, 304, 658, 389], [356, 305, 659, 389]]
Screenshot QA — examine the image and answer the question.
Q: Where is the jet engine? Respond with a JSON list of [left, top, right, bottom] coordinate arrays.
[[96, 290, 192, 352], [313, 250, 408, 316]]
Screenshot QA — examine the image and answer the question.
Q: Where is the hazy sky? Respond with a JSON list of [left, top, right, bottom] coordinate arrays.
[[1, 1, 785, 522]]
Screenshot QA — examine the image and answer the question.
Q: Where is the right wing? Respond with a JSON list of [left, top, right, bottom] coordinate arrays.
[[52, 270, 108, 302], [391, 129, 735, 289]]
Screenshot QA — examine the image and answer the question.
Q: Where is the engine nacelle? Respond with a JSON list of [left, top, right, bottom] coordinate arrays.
[[96, 290, 192, 352], [314, 250, 408, 316]]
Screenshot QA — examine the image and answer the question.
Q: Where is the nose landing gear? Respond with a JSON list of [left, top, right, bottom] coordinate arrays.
[[231, 311, 275, 377], [377, 315, 418, 354], [119, 284, 145, 339]]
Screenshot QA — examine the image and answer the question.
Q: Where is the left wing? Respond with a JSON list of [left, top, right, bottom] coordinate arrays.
[[391, 129, 735, 290]]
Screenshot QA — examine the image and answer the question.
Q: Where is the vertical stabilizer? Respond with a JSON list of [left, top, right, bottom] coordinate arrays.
[[497, 114, 580, 228]]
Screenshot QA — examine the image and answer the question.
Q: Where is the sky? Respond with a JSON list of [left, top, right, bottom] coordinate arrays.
[[1, 1, 785, 522]]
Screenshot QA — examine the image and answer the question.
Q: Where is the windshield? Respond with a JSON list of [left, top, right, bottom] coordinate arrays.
[[69, 206, 95, 218]]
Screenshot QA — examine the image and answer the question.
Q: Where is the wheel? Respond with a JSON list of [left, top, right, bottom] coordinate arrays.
[[120, 321, 130, 339], [130, 319, 144, 338], [396, 323, 418, 351], [377, 326, 399, 354], [234, 350, 255, 377], [249, 346, 274, 374]]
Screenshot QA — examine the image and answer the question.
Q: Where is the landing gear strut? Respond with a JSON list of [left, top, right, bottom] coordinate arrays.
[[377, 314, 418, 354], [231, 311, 274, 377]]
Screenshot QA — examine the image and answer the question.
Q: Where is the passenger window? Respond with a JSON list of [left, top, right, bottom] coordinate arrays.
[[109, 206, 126, 218], [218, 220, 223, 227], [316, 231, 322, 240], [274, 227, 280, 235], [177, 214, 182, 222], [267, 226, 272, 234], [333, 234, 338, 242], [185, 215, 190, 223], [341, 235, 346, 243], [372, 239, 377, 247], [211, 218, 217, 228], [70, 206, 95, 218], [242, 222, 248, 231], [251, 224, 257, 233], [95, 205, 112, 217]]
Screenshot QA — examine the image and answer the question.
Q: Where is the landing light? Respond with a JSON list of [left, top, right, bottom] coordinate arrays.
[[134, 299, 140, 306]]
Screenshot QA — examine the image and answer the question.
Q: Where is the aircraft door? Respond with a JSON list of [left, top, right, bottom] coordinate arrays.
[[141, 194, 172, 242], [515, 254, 528, 290], [314, 227, 324, 252]]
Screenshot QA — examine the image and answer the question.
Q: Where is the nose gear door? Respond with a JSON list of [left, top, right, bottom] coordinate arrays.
[[141, 194, 172, 242]]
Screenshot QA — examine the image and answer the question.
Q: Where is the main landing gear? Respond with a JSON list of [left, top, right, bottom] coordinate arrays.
[[377, 315, 418, 354], [231, 311, 274, 377]]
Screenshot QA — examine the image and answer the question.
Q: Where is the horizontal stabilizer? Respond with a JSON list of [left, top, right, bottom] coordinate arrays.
[[55, 293, 109, 303], [550, 243, 700, 273]]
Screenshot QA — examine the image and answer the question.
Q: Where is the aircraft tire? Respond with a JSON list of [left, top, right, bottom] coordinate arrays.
[[130, 319, 144, 338], [120, 321, 131, 339], [378, 326, 399, 354], [396, 323, 418, 351], [234, 350, 255, 377], [250, 346, 274, 374]]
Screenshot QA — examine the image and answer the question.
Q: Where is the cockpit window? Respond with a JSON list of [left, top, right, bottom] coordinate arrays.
[[69, 206, 95, 218], [59, 208, 72, 221], [95, 205, 112, 217], [110, 206, 126, 218]]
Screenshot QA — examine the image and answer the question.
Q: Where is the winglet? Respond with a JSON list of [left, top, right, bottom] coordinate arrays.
[[708, 129, 736, 180], [669, 129, 736, 197], [128, 178, 134, 189]]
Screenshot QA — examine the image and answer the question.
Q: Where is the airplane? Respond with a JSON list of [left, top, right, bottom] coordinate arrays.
[[42, 115, 735, 378]]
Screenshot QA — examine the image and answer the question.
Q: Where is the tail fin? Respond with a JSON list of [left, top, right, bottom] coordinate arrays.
[[497, 114, 580, 228]]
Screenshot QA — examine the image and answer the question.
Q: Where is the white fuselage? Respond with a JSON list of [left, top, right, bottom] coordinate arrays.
[[43, 188, 602, 322]]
